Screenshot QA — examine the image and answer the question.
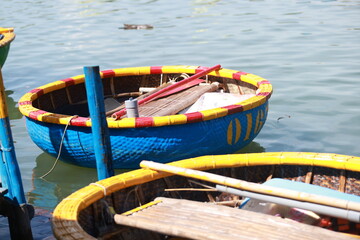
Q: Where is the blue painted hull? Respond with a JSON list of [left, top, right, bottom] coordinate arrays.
[[26, 102, 268, 169]]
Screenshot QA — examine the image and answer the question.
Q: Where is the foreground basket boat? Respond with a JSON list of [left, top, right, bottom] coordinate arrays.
[[52, 152, 360, 239], [19, 65, 272, 168], [0, 28, 15, 68]]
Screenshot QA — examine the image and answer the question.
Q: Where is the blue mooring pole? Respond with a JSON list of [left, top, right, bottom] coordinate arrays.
[[0, 68, 26, 204], [84, 66, 114, 180], [0, 67, 33, 240]]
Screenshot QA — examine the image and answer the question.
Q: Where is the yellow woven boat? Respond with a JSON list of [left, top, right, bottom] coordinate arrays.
[[52, 152, 360, 239], [0, 28, 15, 68]]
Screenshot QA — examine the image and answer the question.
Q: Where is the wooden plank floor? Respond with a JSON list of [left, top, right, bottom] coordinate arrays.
[[114, 197, 354, 240], [138, 83, 218, 117]]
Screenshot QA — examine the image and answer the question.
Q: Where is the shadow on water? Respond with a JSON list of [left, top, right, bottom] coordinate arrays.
[[235, 141, 265, 154], [27, 152, 129, 210], [5, 89, 22, 120]]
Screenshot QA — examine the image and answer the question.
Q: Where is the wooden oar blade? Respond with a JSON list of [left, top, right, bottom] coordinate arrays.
[[153, 78, 205, 100]]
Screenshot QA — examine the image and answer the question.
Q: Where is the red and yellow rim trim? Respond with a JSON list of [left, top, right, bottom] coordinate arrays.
[[18, 66, 272, 128]]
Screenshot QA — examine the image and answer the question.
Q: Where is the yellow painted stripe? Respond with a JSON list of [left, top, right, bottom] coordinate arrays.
[[42, 81, 67, 94], [239, 101, 253, 111], [70, 75, 85, 83], [18, 105, 38, 117], [244, 113, 252, 141], [201, 108, 228, 121], [161, 65, 197, 74], [0, 27, 14, 33], [137, 66, 152, 75], [256, 109, 265, 134], [0, 93, 8, 118], [227, 121, 233, 145], [18, 92, 33, 102], [153, 115, 187, 127], [58, 116, 79, 125], [0, 69, 8, 118], [152, 116, 171, 127], [168, 114, 188, 125], [241, 96, 266, 111], [122, 200, 162, 216], [241, 74, 265, 87], [235, 118, 241, 144], [107, 119, 119, 128], [258, 83, 273, 93], [215, 69, 235, 79], [113, 67, 140, 76], [116, 118, 136, 128]]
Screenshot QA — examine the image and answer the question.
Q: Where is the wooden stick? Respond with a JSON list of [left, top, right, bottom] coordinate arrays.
[[112, 64, 221, 119], [105, 82, 172, 117], [213, 200, 243, 207], [139, 160, 360, 212], [165, 188, 217, 192], [188, 179, 215, 189]]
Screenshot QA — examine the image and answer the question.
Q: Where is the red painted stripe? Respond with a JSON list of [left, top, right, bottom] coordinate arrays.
[[60, 78, 76, 87], [69, 117, 89, 127], [232, 72, 248, 80], [222, 105, 244, 115], [257, 80, 271, 86], [266, 94, 272, 100], [101, 69, 115, 78], [135, 117, 154, 128], [29, 88, 44, 97], [256, 92, 271, 96], [18, 101, 32, 106], [150, 66, 163, 74], [29, 110, 47, 119], [185, 112, 203, 123], [195, 66, 209, 73]]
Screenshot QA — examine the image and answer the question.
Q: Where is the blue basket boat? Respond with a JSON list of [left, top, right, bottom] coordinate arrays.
[[19, 65, 272, 168]]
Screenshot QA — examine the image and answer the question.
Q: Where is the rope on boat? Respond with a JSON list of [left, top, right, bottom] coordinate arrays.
[[40, 115, 78, 179], [89, 182, 107, 197]]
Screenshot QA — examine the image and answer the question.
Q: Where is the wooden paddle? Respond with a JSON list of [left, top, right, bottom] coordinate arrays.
[[111, 64, 221, 119]]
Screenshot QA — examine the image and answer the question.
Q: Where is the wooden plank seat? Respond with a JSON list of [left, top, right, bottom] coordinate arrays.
[[114, 197, 352, 240]]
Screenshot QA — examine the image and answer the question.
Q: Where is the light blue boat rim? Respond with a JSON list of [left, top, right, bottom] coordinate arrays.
[[241, 178, 360, 208]]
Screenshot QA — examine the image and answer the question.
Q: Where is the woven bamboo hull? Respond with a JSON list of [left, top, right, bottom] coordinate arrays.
[[25, 102, 268, 168], [52, 152, 360, 239], [0, 28, 15, 68], [19, 66, 272, 169]]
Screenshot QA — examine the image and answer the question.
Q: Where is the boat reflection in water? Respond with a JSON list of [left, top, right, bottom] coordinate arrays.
[[28, 142, 265, 210]]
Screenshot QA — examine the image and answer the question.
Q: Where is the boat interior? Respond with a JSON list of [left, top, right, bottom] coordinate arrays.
[[33, 73, 257, 118], [76, 164, 360, 239]]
